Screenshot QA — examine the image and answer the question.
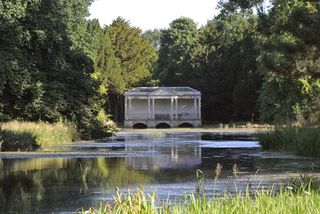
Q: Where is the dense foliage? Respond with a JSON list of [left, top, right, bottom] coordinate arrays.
[[155, 0, 320, 125], [257, 1, 320, 124], [156, 13, 260, 122], [0, 0, 104, 138]]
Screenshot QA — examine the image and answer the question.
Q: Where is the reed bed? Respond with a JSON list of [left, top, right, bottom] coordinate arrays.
[[82, 168, 320, 214], [0, 121, 78, 151], [82, 187, 320, 214], [258, 127, 320, 157]]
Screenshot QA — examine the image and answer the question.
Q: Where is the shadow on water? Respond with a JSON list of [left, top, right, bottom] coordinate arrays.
[[201, 148, 258, 172], [201, 132, 257, 141], [0, 131, 320, 212]]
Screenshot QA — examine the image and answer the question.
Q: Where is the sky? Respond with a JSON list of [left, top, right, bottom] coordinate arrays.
[[89, 0, 220, 31]]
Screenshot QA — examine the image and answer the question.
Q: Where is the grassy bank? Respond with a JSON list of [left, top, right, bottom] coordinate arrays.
[[81, 175, 320, 214], [0, 121, 78, 151], [259, 127, 320, 157], [82, 186, 320, 214]]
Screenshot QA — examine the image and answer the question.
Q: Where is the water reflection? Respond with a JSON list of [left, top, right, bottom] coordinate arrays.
[[0, 158, 153, 213], [0, 131, 319, 213]]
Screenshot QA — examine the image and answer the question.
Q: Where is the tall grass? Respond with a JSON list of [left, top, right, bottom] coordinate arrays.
[[0, 121, 78, 151], [259, 127, 320, 157], [82, 166, 320, 214], [82, 187, 320, 214]]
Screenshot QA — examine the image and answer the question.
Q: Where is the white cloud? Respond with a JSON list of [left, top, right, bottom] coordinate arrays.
[[89, 0, 219, 30]]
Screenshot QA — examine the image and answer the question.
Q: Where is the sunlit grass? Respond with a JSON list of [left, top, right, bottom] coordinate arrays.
[[0, 121, 78, 151], [82, 173, 320, 214], [81, 187, 320, 214], [80, 160, 320, 213]]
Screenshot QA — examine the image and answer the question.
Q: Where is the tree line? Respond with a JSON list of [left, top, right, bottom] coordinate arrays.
[[151, 0, 320, 125], [1, 0, 319, 138]]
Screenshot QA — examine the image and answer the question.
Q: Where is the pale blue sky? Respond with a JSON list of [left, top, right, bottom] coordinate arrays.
[[89, 0, 219, 31]]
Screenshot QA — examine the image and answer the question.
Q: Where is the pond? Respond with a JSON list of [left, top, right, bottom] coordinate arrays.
[[0, 130, 320, 213]]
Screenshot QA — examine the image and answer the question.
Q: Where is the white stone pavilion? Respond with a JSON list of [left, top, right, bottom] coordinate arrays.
[[124, 87, 201, 128]]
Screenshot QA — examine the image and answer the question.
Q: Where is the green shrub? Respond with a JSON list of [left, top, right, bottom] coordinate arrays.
[[90, 110, 117, 139]]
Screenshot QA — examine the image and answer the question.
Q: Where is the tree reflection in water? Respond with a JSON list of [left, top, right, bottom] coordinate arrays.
[[0, 158, 153, 213]]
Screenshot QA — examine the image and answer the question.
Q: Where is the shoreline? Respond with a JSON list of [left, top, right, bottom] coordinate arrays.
[[117, 127, 270, 134], [0, 151, 141, 159]]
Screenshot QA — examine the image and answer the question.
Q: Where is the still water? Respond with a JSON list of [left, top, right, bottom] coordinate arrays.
[[1, 130, 320, 213]]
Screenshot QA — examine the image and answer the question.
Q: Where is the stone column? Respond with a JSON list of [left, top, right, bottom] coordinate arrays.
[[152, 98, 155, 119], [194, 97, 197, 119], [125, 97, 128, 120], [170, 98, 174, 120], [128, 97, 132, 119], [175, 98, 178, 119], [198, 97, 201, 119], [148, 97, 151, 119]]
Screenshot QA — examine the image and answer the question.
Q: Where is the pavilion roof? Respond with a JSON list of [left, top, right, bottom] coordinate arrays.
[[125, 87, 201, 96]]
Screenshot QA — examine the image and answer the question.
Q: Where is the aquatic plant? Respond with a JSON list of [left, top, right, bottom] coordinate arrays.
[[81, 164, 320, 214], [259, 127, 320, 157], [196, 169, 205, 195], [287, 174, 320, 194], [0, 121, 78, 151], [195, 163, 224, 197], [84, 186, 159, 214], [213, 163, 223, 196]]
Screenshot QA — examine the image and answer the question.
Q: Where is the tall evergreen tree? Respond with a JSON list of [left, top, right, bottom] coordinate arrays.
[[107, 17, 157, 89], [106, 17, 157, 122]]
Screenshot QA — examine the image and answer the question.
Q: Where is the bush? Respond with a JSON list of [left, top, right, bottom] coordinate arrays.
[[90, 110, 117, 139]]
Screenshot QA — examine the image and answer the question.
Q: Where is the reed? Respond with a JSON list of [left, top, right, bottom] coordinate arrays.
[[0, 120, 78, 151], [82, 168, 320, 214], [287, 174, 320, 194], [82, 187, 320, 214], [259, 126, 320, 157]]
